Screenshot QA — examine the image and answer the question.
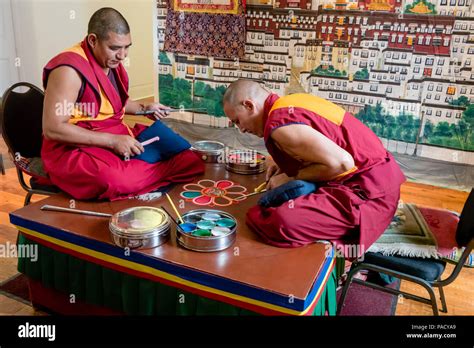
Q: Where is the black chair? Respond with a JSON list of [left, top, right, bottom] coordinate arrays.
[[0, 96, 5, 175], [0, 82, 60, 205], [337, 189, 474, 316]]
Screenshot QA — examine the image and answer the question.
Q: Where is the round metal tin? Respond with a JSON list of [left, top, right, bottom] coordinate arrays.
[[176, 209, 237, 252], [191, 141, 225, 163], [109, 206, 170, 249], [225, 150, 266, 175]]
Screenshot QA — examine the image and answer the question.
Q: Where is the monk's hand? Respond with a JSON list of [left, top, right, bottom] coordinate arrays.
[[265, 161, 281, 182], [145, 103, 171, 120], [111, 135, 144, 158], [267, 173, 293, 190]]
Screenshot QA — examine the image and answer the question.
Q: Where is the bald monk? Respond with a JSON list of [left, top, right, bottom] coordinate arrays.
[[223, 80, 406, 250], [42, 8, 204, 200]]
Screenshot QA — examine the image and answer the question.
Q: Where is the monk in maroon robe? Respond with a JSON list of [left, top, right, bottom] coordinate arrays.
[[223, 80, 405, 251], [42, 8, 204, 200]]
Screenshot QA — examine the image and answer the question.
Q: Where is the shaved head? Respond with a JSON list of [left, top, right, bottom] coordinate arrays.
[[223, 80, 269, 108], [88, 7, 130, 41], [223, 80, 271, 137]]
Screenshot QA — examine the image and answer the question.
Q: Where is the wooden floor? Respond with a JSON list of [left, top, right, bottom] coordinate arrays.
[[0, 138, 473, 315]]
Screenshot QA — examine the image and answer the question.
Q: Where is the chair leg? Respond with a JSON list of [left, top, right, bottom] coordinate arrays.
[[340, 263, 442, 316], [420, 283, 439, 316], [24, 192, 33, 206], [336, 265, 359, 315], [437, 285, 448, 313], [0, 153, 5, 175]]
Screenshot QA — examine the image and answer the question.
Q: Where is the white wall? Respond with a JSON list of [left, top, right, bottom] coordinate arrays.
[[10, 0, 154, 100], [0, 0, 20, 95]]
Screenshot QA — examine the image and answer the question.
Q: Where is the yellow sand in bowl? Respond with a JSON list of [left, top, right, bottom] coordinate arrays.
[[129, 209, 164, 230]]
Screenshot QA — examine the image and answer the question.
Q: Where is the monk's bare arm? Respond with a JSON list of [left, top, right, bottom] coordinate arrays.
[[125, 99, 170, 119], [42, 67, 143, 155], [271, 124, 355, 182], [125, 99, 145, 114], [43, 66, 114, 146]]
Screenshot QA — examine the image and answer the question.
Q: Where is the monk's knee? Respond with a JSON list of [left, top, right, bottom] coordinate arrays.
[[270, 205, 293, 228], [248, 205, 290, 235], [183, 150, 205, 171]]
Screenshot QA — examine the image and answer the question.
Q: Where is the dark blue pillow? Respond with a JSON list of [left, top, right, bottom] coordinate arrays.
[[134, 121, 191, 164], [258, 180, 317, 208]]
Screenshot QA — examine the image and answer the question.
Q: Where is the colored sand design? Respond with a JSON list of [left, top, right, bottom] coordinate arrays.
[[181, 180, 247, 206]]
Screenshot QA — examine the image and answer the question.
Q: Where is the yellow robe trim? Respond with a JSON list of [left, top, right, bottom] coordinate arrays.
[[333, 165, 358, 180], [62, 43, 117, 124], [269, 93, 346, 126]]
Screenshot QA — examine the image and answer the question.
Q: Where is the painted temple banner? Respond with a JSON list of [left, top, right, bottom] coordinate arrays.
[[156, 0, 474, 188], [174, 0, 241, 14], [164, 0, 246, 58]]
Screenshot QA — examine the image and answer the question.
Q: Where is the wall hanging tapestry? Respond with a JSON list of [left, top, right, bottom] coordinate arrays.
[[156, 0, 474, 190], [164, 0, 246, 58]]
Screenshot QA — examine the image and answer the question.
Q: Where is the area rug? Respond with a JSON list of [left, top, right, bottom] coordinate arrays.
[[337, 278, 401, 316], [0, 273, 30, 305], [368, 203, 439, 258], [1, 273, 399, 316]]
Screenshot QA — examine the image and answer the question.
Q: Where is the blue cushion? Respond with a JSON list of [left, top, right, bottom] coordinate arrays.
[[258, 180, 317, 208], [363, 252, 446, 282], [134, 121, 191, 164]]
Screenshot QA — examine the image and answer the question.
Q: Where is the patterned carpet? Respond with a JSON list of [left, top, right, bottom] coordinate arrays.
[[337, 278, 400, 316]]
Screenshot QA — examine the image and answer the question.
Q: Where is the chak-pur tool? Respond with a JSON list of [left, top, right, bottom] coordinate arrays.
[[40, 205, 112, 217], [135, 108, 206, 115]]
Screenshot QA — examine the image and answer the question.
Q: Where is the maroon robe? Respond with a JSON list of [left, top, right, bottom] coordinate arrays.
[[41, 39, 204, 201], [246, 93, 406, 251]]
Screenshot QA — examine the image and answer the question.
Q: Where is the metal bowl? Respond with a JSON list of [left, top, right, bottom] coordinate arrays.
[[225, 150, 266, 175], [109, 207, 170, 249], [176, 209, 237, 252], [191, 140, 225, 163]]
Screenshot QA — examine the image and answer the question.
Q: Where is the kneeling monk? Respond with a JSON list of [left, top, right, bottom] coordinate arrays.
[[223, 80, 405, 250], [42, 8, 204, 200]]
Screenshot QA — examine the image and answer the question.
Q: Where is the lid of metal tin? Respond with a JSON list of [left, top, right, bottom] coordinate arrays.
[[191, 141, 225, 155], [109, 207, 170, 238]]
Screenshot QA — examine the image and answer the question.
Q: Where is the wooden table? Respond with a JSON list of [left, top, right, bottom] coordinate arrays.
[[10, 163, 337, 315]]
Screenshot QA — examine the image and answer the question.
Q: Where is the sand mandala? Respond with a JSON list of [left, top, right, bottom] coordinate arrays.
[[180, 179, 248, 207]]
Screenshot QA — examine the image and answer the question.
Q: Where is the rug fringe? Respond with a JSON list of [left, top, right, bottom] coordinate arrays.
[[368, 243, 440, 259]]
